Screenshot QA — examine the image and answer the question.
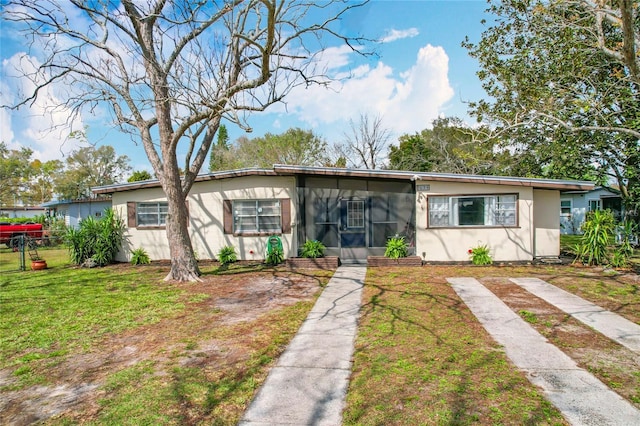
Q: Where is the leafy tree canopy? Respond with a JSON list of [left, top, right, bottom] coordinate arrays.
[[215, 128, 329, 169], [464, 0, 640, 216], [388, 117, 512, 175], [54, 145, 131, 200], [128, 170, 153, 182], [0, 142, 34, 206]]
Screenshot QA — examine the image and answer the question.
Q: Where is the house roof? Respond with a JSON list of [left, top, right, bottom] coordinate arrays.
[[41, 197, 112, 208], [92, 165, 595, 195]]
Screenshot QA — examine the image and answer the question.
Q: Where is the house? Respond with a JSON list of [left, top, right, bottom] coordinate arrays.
[[0, 205, 46, 219], [92, 165, 594, 264], [560, 187, 623, 234], [42, 198, 113, 229]]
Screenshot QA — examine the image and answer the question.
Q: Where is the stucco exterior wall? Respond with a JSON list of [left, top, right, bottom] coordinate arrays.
[[112, 176, 296, 262], [533, 189, 560, 257], [415, 181, 536, 262]]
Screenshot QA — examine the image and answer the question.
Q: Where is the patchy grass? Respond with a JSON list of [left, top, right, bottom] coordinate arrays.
[[560, 234, 581, 256], [344, 266, 567, 425], [483, 276, 640, 410], [0, 252, 332, 425], [0, 250, 184, 371], [0, 246, 70, 273]]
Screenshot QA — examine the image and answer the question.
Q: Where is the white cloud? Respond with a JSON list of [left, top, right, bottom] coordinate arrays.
[[272, 43, 454, 142], [380, 28, 419, 43], [1, 53, 85, 161]]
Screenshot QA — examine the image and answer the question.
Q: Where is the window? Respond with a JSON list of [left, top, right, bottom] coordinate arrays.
[[233, 200, 281, 233], [428, 194, 517, 227], [347, 200, 365, 228], [137, 202, 168, 226], [370, 195, 398, 247], [560, 200, 572, 215], [588, 199, 602, 211], [313, 198, 339, 247]]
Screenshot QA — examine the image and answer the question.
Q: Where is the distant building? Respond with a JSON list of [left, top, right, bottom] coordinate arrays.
[[42, 198, 112, 229], [560, 187, 623, 234], [0, 205, 46, 219]]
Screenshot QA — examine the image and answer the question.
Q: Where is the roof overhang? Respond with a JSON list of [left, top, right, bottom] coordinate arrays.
[[92, 165, 595, 195]]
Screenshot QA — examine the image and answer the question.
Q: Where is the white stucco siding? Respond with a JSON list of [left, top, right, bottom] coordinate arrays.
[[189, 176, 297, 261], [111, 176, 297, 262], [415, 181, 536, 262], [111, 187, 171, 262], [533, 189, 560, 257]]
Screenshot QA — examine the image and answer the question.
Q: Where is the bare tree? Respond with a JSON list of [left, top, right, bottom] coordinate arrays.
[[338, 113, 391, 169], [3, 0, 368, 281]]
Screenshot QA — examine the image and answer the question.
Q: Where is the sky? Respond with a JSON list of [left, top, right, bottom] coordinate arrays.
[[0, 0, 491, 174]]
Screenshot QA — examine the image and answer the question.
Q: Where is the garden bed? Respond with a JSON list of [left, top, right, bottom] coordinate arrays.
[[286, 256, 340, 269], [367, 256, 422, 267]]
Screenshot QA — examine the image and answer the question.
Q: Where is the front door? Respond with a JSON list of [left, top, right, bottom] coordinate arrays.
[[340, 199, 367, 261]]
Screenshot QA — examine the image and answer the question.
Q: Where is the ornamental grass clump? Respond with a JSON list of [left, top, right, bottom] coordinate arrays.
[[611, 220, 637, 268], [468, 244, 492, 265], [300, 240, 326, 258], [575, 210, 615, 266], [66, 208, 125, 266], [384, 235, 408, 259]]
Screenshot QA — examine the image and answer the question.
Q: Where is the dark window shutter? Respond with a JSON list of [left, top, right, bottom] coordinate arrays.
[[127, 202, 136, 227], [223, 200, 233, 234], [281, 198, 291, 234]]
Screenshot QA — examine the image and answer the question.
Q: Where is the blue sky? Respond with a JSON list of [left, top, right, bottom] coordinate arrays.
[[0, 0, 490, 173]]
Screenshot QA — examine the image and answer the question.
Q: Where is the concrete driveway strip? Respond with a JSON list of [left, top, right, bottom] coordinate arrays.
[[239, 265, 366, 426], [448, 277, 640, 426], [510, 277, 640, 352]]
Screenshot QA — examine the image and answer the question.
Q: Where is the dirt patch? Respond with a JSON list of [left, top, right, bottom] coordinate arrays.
[[0, 269, 327, 426]]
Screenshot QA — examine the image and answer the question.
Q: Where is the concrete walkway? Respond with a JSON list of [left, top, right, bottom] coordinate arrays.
[[239, 265, 366, 426], [448, 277, 640, 425], [510, 277, 640, 352]]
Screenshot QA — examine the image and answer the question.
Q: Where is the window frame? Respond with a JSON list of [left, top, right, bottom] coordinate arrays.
[[135, 201, 169, 228], [588, 198, 602, 212], [560, 199, 572, 216], [224, 198, 291, 236], [427, 193, 519, 228], [233, 199, 282, 234]]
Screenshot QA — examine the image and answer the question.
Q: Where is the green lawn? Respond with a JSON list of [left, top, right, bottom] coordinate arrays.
[[344, 266, 567, 425], [2, 247, 638, 425], [0, 248, 184, 373], [0, 248, 329, 425]]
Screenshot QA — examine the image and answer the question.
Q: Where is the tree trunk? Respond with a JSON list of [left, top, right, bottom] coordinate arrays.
[[163, 189, 201, 282]]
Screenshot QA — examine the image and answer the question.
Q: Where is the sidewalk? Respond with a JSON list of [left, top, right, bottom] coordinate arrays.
[[239, 265, 366, 426], [448, 277, 640, 425]]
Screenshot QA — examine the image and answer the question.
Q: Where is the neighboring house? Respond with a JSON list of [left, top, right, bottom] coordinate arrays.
[[560, 187, 623, 235], [42, 198, 113, 229], [92, 165, 593, 264], [0, 205, 46, 219]]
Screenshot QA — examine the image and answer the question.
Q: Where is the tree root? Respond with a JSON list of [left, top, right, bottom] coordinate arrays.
[[163, 271, 203, 282]]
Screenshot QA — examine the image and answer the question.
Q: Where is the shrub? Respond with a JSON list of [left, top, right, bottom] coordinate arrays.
[[217, 245, 237, 265], [384, 235, 408, 259], [131, 247, 151, 265], [66, 208, 125, 266], [266, 246, 284, 265], [575, 210, 615, 266], [468, 244, 492, 265], [611, 220, 636, 267], [300, 240, 326, 258]]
